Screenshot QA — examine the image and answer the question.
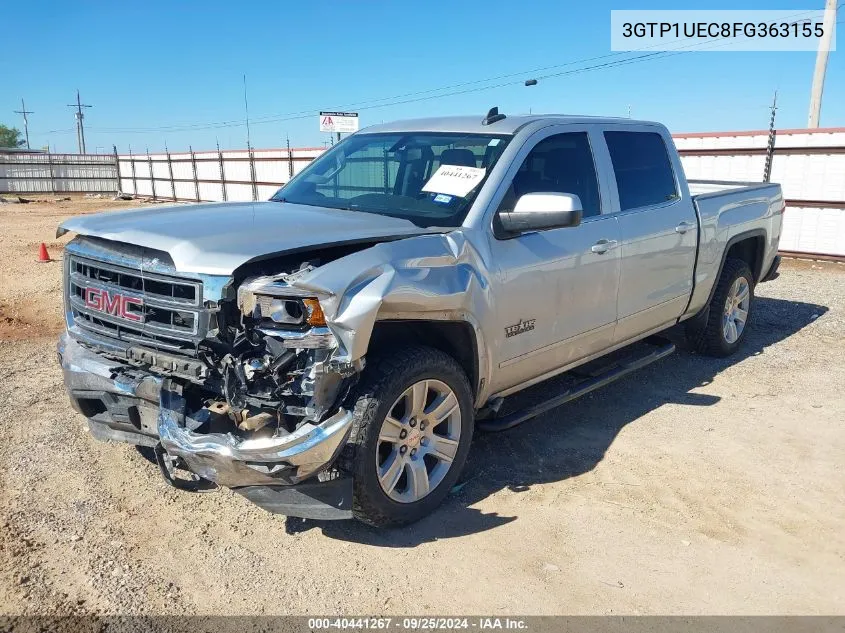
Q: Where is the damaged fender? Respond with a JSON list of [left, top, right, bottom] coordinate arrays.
[[278, 231, 494, 404]]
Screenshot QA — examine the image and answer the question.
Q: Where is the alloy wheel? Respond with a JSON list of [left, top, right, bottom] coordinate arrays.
[[722, 276, 750, 344], [375, 379, 461, 503]]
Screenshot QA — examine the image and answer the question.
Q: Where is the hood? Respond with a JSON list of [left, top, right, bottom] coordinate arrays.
[[58, 201, 439, 275]]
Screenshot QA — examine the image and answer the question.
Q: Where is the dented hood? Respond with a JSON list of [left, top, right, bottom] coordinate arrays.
[[58, 201, 438, 275]]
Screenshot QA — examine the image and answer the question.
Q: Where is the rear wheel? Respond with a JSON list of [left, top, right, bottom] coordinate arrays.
[[340, 346, 474, 527], [686, 258, 754, 357]]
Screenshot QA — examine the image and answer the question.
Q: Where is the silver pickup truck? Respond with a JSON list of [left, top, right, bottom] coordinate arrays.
[[57, 110, 784, 526]]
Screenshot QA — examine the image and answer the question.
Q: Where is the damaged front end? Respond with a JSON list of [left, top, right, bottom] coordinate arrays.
[[59, 242, 365, 519], [59, 225, 489, 520], [156, 270, 364, 490]]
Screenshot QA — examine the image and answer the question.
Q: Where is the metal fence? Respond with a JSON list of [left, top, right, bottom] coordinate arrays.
[[117, 146, 326, 202], [0, 146, 326, 200], [676, 126, 845, 258], [0, 152, 118, 194], [3, 130, 844, 258]]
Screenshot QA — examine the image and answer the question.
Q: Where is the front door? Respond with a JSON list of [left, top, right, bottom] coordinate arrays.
[[486, 129, 621, 395]]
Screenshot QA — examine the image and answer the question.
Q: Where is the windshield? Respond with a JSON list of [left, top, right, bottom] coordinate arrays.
[[270, 132, 511, 227]]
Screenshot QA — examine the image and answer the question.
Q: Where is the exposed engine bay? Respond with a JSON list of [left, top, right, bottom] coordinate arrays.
[[194, 260, 363, 442], [157, 256, 366, 469]]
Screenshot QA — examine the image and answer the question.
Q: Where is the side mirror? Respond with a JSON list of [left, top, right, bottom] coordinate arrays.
[[498, 192, 583, 234]]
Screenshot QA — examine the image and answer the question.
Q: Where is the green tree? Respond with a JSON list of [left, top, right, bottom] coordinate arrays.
[[0, 125, 25, 148]]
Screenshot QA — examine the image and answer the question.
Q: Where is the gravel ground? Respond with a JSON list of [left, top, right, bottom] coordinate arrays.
[[1, 197, 844, 615]]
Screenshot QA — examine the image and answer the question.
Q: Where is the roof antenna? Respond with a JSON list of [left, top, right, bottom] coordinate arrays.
[[482, 106, 506, 125]]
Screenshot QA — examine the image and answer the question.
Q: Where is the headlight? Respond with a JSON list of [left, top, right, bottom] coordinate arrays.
[[237, 277, 327, 328], [261, 297, 305, 325], [245, 294, 327, 328]]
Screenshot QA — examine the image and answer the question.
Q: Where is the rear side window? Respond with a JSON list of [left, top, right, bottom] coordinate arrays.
[[604, 131, 678, 211]]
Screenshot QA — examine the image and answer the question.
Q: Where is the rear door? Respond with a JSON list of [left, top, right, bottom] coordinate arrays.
[[602, 128, 699, 342]]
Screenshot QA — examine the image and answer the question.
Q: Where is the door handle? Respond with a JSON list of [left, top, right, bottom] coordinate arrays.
[[675, 221, 694, 234], [590, 239, 618, 254]]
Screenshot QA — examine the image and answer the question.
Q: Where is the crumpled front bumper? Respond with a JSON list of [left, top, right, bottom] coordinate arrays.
[[157, 382, 353, 488], [58, 332, 354, 518]]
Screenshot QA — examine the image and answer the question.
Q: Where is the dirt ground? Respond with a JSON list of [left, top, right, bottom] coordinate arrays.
[[1, 195, 843, 615]]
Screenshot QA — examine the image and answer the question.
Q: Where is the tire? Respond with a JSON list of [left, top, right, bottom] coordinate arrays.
[[339, 345, 474, 527], [686, 258, 755, 357]]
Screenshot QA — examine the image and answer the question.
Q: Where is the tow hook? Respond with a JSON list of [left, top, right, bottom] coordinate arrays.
[[153, 442, 216, 492]]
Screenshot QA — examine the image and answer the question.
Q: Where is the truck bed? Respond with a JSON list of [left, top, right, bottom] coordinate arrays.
[[687, 178, 781, 199], [682, 178, 784, 321]]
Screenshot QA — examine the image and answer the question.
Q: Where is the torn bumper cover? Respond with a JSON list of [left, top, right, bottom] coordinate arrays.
[[58, 332, 354, 519], [157, 382, 353, 488]]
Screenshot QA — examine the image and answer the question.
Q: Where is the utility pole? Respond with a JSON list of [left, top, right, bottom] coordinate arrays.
[[808, 0, 837, 128], [243, 74, 251, 149], [764, 91, 778, 183], [67, 90, 92, 154], [13, 99, 33, 149], [286, 135, 293, 179]]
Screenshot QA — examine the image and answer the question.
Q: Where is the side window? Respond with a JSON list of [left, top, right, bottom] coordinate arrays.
[[604, 131, 678, 211], [499, 132, 601, 218]]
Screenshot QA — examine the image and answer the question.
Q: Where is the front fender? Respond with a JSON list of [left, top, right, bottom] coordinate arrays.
[[288, 230, 494, 401]]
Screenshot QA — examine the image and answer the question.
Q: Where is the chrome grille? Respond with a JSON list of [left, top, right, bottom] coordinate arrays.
[[67, 254, 206, 354]]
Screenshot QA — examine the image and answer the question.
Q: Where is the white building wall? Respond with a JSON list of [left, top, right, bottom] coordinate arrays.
[[675, 127, 845, 257]]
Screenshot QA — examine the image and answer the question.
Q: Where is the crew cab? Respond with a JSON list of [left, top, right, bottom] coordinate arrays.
[[57, 110, 784, 526]]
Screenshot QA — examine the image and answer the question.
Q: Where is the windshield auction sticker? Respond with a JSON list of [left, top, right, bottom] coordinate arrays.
[[611, 9, 836, 51], [422, 165, 486, 198]]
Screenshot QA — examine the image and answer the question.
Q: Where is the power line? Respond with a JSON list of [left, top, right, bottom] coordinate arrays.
[[83, 49, 708, 135], [66, 89, 92, 153], [86, 50, 698, 133], [34, 7, 843, 142], [13, 98, 33, 149], [84, 7, 832, 136], [30, 127, 77, 136]]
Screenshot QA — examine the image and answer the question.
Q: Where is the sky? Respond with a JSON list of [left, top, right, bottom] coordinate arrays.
[[3, 0, 842, 153]]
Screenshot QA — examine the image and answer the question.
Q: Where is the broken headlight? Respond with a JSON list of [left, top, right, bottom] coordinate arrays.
[[238, 279, 327, 329], [258, 296, 305, 325], [255, 296, 325, 328]]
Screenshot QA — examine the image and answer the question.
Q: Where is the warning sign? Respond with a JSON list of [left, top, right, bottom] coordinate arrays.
[[319, 111, 359, 134]]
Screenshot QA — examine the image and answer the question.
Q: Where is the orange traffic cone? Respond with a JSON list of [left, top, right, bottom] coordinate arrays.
[[37, 243, 51, 263]]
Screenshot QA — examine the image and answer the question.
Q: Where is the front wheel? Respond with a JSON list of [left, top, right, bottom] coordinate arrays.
[[339, 346, 474, 527], [686, 258, 755, 357]]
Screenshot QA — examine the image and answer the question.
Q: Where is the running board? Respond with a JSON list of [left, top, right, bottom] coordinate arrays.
[[477, 338, 676, 433]]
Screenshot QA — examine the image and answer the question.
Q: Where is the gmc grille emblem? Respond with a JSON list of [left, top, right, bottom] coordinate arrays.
[[84, 287, 144, 323]]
